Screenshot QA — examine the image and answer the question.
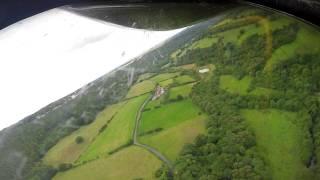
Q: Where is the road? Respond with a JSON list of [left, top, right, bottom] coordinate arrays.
[[133, 94, 174, 172]]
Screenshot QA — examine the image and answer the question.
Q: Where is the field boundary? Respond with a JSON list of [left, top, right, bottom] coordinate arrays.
[[133, 94, 174, 172]]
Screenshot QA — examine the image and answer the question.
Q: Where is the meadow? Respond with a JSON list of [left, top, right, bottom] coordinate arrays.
[[264, 24, 320, 71], [140, 115, 206, 161], [53, 146, 162, 180], [137, 73, 156, 82], [78, 94, 149, 162], [220, 75, 252, 95], [140, 99, 202, 134], [150, 72, 180, 82], [126, 80, 155, 98], [169, 83, 195, 100], [241, 109, 312, 180], [43, 102, 125, 166]]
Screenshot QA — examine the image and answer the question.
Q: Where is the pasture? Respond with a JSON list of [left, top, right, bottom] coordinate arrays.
[[53, 146, 162, 180], [126, 80, 155, 98], [43, 102, 124, 166], [78, 94, 149, 162], [140, 99, 202, 134], [150, 72, 180, 83], [140, 116, 206, 161], [169, 83, 195, 100], [241, 109, 312, 180]]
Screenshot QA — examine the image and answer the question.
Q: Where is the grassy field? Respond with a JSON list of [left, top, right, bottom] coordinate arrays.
[[220, 75, 252, 95], [126, 80, 155, 98], [270, 17, 293, 31], [241, 109, 312, 180], [174, 75, 195, 84], [43, 102, 125, 166], [170, 36, 218, 61], [159, 78, 174, 87], [53, 146, 162, 180], [219, 75, 278, 96], [140, 115, 206, 161], [137, 73, 155, 82], [150, 72, 180, 83], [191, 36, 218, 49], [169, 83, 195, 100], [264, 22, 320, 71], [250, 87, 278, 96], [174, 63, 196, 70], [171, 14, 298, 63], [238, 23, 262, 43], [78, 94, 149, 162], [140, 99, 202, 133]]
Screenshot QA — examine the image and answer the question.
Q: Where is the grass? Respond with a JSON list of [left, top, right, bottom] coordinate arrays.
[[140, 115, 206, 161], [78, 94, 149, 162], [241, 109, 312, 180], [174, 75, 195, 84], [53, 146, 162, 180], [159, 78, 174, 87], [169, 83, 195, 100], [137, 73, 155, 82], [220, 75, 252, 95], [250, 87, 278, 96], [43, 102, 124, 166], [264, 22, 320, 71], [270, 17, 293, 31], [145, 96, 163, 109], [174, 63, 196, 70], [126, 80, 155, 98], [140, 99, 202, 133], [191, 36, 218, 49], [238, 23, 263, 43], [150, 72, 180, 83]]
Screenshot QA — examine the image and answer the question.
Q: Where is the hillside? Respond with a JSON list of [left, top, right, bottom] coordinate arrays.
[[1, 2, 320, 180]]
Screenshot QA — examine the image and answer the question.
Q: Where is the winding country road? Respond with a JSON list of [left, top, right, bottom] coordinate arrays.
[[133, 94, 174, 172]]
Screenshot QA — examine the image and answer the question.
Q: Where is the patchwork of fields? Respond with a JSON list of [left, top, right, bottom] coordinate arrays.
[[41, 7, 320, 180], [44, 69, 207, 179], [78, 94, 149, 162], [43, 102, 125, 166]]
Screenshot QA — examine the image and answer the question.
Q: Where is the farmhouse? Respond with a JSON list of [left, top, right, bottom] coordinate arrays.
[[152, 85, 165, 100]]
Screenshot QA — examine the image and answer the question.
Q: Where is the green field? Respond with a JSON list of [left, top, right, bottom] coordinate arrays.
[[126, 80, 155, 98], [265, 22, 320, 71], [174, 63, 196, 70], [169, 83, 195, 100], [53, 146, 162, 180], [238, 23, 263, 43], [137, 73, 156, 82], [241, 109, 312, 180], [191, 36, 218, 49], [171, 36, 218, 61], [174, 75, 195, 84], [140, 115, 206, 161], [250, 87, 278, 96], [78, 94, 149, 162], [150, 72, 180, 83], [270, 17, 293, 31], [43, 102, 124, 166], [159, 78, 174, 87], [140, 99, 202, 133], [145, 96, 163, 109], [220, 75, 252, 95]]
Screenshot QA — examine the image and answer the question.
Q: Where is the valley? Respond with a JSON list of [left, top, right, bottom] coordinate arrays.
[[1, 3, 319, 180]]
